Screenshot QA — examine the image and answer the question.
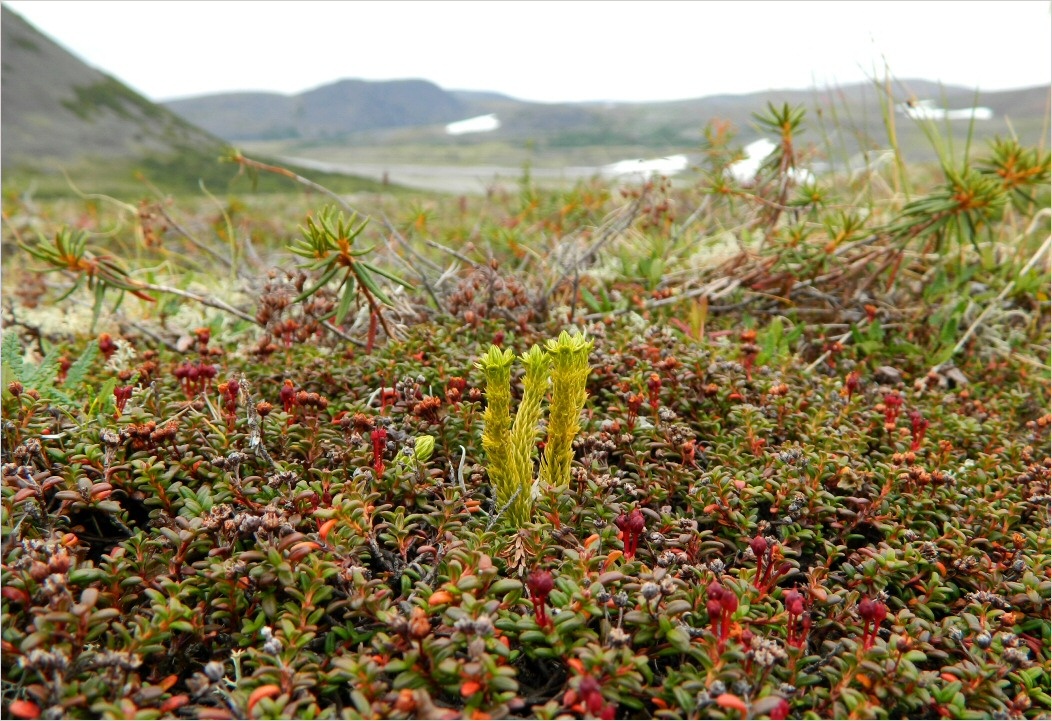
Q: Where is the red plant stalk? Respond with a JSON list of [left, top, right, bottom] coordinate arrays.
[[626, 392, 643, 431], [783, 588, 810, 649], [220, 378, 240, 431], [883, 392, 903, 431], [113, 385, 133, 418], [909, 409, 929, 451], [527, 570, 554, 628], [742, 351, 757, 380], [371, 427, 387, 476], [751, 535, 770, 589], [858, 596, 888, 650], [750, 536, 791, 595], [646, 373, 662, 412], [706, 581, 738, 652], [843, 370, 861, 400], [615, 508, 646, 559]]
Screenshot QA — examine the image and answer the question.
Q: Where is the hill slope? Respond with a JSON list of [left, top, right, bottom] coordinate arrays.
[[0, 5, 225, 171], [0, 6, 399, 198]]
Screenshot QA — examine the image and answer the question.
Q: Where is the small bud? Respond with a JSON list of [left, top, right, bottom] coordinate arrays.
[[414, 435, 435, 463], [203, 661, 225, 682], [408, 607, 431, 640], [527, 569, 554, 597]]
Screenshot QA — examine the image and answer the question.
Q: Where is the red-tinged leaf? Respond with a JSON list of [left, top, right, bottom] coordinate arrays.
[[247, 684, 281, 714], [602, 550, 623, 571], [716, 693, 748, 715], [288, 541, 319, 563], [160, 695, 189, 713], [2, 587, 30, 605], [428, 590, 453, 606], [460, 680, 481, 697], [9, 700, 40, 719], [158, 674, 179, 692], [12, 488, 37, 503], [195, 708, 234, 720], [318, 519, 337, 543]]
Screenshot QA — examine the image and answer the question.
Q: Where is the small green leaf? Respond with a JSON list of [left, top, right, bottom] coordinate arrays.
[[335, 272, 358, 325]]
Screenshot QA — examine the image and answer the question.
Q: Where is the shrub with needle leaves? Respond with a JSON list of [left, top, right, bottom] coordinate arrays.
[[288, 206, 411, 338]]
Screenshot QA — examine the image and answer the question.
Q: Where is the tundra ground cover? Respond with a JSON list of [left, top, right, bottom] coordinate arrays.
[[1, 106, 1049, 720]]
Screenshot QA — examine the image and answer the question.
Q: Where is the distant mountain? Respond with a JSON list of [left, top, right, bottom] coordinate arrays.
[[165, 79, 470, 141], [0, 4, 225, 171], [163, 72, 1049, 160]]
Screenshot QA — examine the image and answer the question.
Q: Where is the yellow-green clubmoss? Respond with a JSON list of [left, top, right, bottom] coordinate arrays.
[[507, 345, 550, 527], [476, 345, 514, 519], [540, 331, 593, 491], [477, 331, 592, 529]]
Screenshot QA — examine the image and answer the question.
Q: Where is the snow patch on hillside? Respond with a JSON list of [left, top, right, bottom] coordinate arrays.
[[602, 154, 689, 179], [445, 114, 500, 135], [897, 100, 994, 121]]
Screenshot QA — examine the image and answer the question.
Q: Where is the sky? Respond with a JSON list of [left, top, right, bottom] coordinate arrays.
[[4, 1, 1050, 104]]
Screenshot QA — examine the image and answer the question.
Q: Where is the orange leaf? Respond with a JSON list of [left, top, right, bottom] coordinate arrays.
[[583, 533, 600, 549], [940, 672, 959, 683], [158, 675, 180, 692], [716, 693, 748, 715], [247, 684, 281, 714], [318, 519, 337, 542], [428, 590, 453, 606], [160, 695, 189, 713], [460, 680, 481, 697], [9, 700, 40, 719], [566, 658, 585, 674], [602, 550, 623, 571], [288, 541, 319, 563]]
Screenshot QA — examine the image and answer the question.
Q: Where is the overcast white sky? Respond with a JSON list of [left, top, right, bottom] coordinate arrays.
[[5, 1, 1050, 103]]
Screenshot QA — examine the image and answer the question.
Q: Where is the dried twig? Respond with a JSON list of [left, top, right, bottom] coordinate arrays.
[[153, 204, 238, 273], [485, 487, 523, 532]]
